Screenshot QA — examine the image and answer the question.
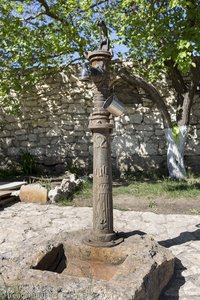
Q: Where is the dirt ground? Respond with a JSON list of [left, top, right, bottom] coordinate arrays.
[[73, 194, 200, 215]]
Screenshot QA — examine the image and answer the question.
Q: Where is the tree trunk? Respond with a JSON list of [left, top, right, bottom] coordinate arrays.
[[165, 125, 187, 180], [116, 67, 196, 180]]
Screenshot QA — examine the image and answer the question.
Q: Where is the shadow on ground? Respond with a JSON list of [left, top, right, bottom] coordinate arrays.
[[158, 226, 200, 299], [159, 258, 186, 300], [159, 227, 200, 248]]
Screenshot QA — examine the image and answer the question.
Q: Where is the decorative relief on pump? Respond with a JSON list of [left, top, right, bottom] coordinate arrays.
[[94, 165, 109, 177], [95, 135, 107, 148], [94, 192, 112, 231], [89, 118, 113, 130], [88, 109, 113, 130], [99, 183, 109, 192]]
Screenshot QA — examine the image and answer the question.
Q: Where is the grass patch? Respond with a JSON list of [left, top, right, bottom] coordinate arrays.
[[74, 176, 200, 200], [56, 197, 74, 206], [148, 199, 158, 208], [113, 177, 200, 199], [75, 178, 200, 199], [189, 208, 200, 215], [74, 181, 93, 199], [56, 181, 93, 206]]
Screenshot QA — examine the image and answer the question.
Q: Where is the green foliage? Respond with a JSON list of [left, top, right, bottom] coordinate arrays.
[[29, 176, 52, 191], [66, 160, 86, 177], [1, 0, 200, 112], [148, 199, 158, 209], [56, 196, 73, 206], [0, 0, 99, 110], [0, 167, 20, 179], [74, 180, 93, 199], [189, 208, 200, 214], [111, 0, 200, 79], [172, 123, 180, 144], [58, 180, 93, 205], [19, 150, 36, 175]]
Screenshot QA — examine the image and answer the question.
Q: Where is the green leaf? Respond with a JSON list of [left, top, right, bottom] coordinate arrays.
[[172, 124, 180, 144]]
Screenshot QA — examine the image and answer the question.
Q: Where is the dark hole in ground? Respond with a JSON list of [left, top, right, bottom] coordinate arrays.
[[31, 244, 66, 274]]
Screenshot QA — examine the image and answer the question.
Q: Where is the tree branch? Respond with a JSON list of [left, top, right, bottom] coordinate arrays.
[[164, 60, 188, 123], [165, 60, 187, 95], [116, 67, 172, 128], [89, 0, 108, 10], [179, 57, 200, 126], [22, 12, 45, 22], [191, 57, 200, 88], [36, 0, 69, 24]]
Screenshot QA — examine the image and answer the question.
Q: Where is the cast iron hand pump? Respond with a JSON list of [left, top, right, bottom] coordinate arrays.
[[81, 22, 123, 247]]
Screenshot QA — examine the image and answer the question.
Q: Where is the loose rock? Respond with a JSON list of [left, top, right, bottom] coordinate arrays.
[[19, 184, 48, 204], [48, 172, 83, 203]]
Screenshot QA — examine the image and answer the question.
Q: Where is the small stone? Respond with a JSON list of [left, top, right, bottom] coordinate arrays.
[[19, 184, 48, 204], [48, 172, 84, 203], [48, 187, 62, 203]]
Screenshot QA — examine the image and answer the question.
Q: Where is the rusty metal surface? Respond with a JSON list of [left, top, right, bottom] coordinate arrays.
[[83, 47, 122, 247]]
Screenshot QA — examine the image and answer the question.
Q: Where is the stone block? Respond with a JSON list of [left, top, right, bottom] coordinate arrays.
[[30, 147, 45, 156], [155, 129, 165, 136], [129, 113, 143, 124], [6, 123, 19, 131], [46, 128, 61, 137], [7, 147, 20, 156], [17, 135, 28, 141], [68, 104, 86, 114], [121, 115, 131, 124], [21, 141, 35, 148], [37, 119, 49, 127], [27, 101, 38, 107], [17, 231, 174, 300], [15, 129, 27, 136], [39, 138, 49, 145], [74, 124, 85, 131], [19, 184, 48, 204], [144, 143, 159, 155], [136, 124, 154, 131], [144, 114, 161, 124], [5, 115, 15, 122], [29, 134, 38, 142], [5, 138, 13, 146]]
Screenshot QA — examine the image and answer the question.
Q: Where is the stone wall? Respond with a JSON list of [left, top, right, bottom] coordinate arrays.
[[0, 64, 200, 176]]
